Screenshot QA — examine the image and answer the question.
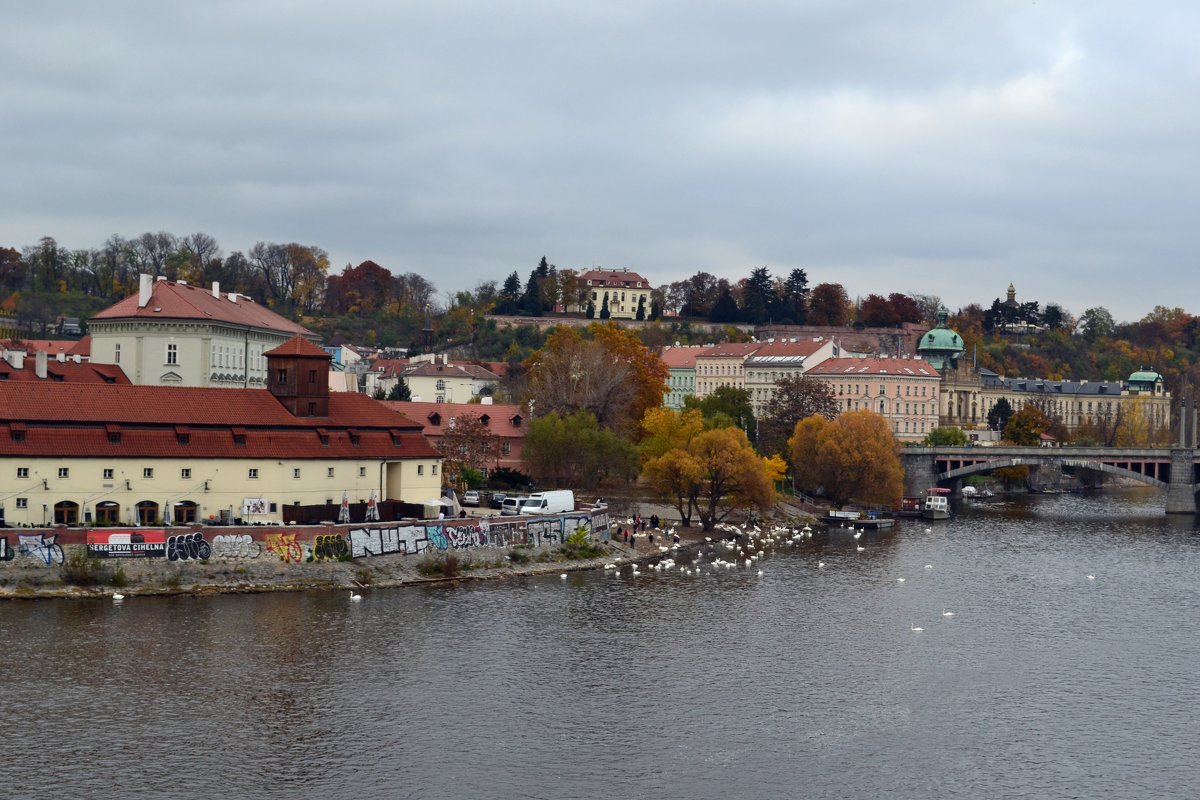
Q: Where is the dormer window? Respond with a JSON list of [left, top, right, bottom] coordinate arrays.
[[315, 427, 330, 445], [10, 422, 26, 443], [231, 426, 247, 446], [511, 415, 522, 427], [429, 412, 441, 426], [106, 424, 121, 444], [479, 414, 490, 426], [348, 429, 361, 445]]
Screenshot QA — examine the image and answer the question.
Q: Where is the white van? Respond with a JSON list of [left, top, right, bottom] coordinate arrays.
[[519, 490, 575, 515]]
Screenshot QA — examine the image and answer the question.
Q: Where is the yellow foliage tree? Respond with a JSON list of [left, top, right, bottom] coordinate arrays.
[[642, 426, 775, 530], [788, 410, 903, 509], [639, 407, 704, 464]]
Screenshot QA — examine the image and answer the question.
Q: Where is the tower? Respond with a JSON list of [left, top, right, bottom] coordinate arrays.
[[265, 335, 331, 417]]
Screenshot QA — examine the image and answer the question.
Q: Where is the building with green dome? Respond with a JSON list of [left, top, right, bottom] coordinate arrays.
[[916, 307, 966, 370]]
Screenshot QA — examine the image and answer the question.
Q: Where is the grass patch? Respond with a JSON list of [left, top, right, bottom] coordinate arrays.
[[110, 566, 129, 588], [416, 551, 461, 578], [162, 571, 183, 590]]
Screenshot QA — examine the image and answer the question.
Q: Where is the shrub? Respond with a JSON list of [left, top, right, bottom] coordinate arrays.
[[508, 547, 532, 564], [559, 526, 604, 560], [60, 550, 107, 587], [110, 567, 129, 588], [354, 567, 374, 586]]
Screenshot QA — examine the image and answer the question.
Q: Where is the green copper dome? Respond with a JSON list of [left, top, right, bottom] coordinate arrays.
[[917, 307, 965, 370], [1128, 370, 1161, 383]]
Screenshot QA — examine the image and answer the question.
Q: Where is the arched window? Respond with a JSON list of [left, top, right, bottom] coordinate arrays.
[[95, 501, 120, 525], [173, 501, 198, 524], [54, 501, 80, 526], [136, 500, 160, 526]]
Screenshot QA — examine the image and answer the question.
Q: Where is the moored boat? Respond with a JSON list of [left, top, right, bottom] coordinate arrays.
[[922, 488, 951, 520]]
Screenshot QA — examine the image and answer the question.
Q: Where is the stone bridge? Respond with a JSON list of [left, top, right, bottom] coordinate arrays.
[[900, 446, 1200, 514]]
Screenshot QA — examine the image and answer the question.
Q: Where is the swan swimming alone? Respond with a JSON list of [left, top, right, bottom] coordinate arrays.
[[942, 608, 955, 617], [911, 623, 923, 632], [350, 591, 362, 601]]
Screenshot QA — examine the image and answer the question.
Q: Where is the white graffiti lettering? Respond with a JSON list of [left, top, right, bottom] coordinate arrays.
[[211, 534, 262, 559]]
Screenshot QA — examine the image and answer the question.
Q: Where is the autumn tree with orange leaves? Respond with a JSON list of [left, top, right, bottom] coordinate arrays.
[[789, 410, 903, 509]]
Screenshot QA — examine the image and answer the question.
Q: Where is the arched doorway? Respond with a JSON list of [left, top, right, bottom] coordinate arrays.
[[135, 501, 160, 526], [173, 501, 198, 524], [54, 501, 80, 525], [95, 501, 120, 525]]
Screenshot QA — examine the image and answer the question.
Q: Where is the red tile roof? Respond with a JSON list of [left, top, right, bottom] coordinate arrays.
[[90, 279, 312, 336], [0, 360, 130, 384], [0, 382, 440, 459], [266, 335, 332, 359], [807, 357, 939, 377], [13, 338, 91, 358], [403, 361, 500, 381], [659, 345, 706, 369], [384, 401, 526, 438], [695, 342, 762, 359], [579, 268, 650, 288]]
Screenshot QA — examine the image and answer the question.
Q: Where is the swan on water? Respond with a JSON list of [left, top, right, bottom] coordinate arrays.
[[350, 591, 362, 601], [942, 608, 955, 616], [1087, 574, 1096, 580], [856, 545, 865, 552], [112, 593, 125, 602], [911, 623, 923, 632], [896, 577, 906, 583], [818, 561, 826, 568]]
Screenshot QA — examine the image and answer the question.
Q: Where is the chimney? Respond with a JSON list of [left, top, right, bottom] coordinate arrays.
[[212, 281, 220, 298], [6, 352, 21, 369], [228, 292, 238, 304], [56, 352, 65, 363], [35, 351, 47, 379], [138, 273, 153, 308], [73, 354, 81, 363]]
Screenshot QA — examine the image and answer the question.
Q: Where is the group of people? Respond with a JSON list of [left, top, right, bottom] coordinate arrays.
[[619, 512, 681, 550]]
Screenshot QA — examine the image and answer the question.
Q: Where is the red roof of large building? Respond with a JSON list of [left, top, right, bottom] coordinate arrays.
[[807, 356, 940, 378], [0, 359, 129, 384], [0, 382, 438, 459], [579, 268, 650, 289], [12, 338, 92, 359], [694, 342, 762, 359], [659, 345, 707, 369], [90, 278, 312, 337]]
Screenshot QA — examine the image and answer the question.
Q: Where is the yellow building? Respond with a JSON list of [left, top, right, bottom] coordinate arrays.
[[0, 337, 441, 526], [569, 268, 653, 319]]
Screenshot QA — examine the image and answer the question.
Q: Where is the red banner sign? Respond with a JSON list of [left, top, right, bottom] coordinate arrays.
[[86, 529, 167, 558]]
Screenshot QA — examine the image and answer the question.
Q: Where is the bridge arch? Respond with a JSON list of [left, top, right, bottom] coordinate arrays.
[[936, 457, 1168, 490]]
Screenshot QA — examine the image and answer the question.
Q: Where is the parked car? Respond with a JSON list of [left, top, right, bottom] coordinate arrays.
[[461, 490, 481, 506], [500, 496, 528, 516], [490, 492, 508, 509]]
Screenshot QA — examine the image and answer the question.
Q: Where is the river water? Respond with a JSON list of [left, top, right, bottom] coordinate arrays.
[[5, 488, 1200, 799]]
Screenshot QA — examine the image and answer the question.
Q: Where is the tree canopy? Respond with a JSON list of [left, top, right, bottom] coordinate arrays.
[[789, 410, 903, 508], [758, 373, 839, 458]]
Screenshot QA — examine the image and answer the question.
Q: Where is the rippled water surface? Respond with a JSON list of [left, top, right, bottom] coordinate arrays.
[[6, 489, 1200, 799]]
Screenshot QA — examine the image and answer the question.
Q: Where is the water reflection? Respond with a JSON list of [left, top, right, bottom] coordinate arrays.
[[5, 489, 1200, 799]]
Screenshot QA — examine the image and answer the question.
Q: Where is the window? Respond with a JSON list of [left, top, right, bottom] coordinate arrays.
[[17, 467, 28, 479], [432, 465, 438, 476], [436, 379, 446, 390], [143, 468, 154, 479], [277, 368, 288, 383], [293, 468, 301, 479], [103, 468, 114, 480], [114, 343, 121, 364], [501, 441, 511, 456], [166, 343, 178, 365], [181, 468, 191, 479], [436, 395, 445, 403], [248, 468, 259, 479], [327, 467, 335, 478], [358, 466, 366, 477], [308, 369, 317, 384], [58, 467, 69, 479], [418, 465, 424, 476], [16, 498, 27, 509]]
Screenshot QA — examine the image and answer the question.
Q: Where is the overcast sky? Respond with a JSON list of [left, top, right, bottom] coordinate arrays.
[[4, 1, 1197, 323]]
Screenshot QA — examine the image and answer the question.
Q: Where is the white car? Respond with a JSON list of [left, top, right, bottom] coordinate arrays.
[[501, 497, 528, 516], [461, 490, 481, 506]]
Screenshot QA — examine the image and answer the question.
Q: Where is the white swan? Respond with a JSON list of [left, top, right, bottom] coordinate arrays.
[[757, 570, 764, 577], [856, 545, 865, 552], [818, 561, 826, 568], [942, 608, 955, 617], [896, 577, 906, 583], [560, 573, 568, 579], [350, 591, 362, 601], [1087, 574, 1096, 580], [112, 593, 125, 602], [853, 530, 862, 540], [911, 623, 923, 632]]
